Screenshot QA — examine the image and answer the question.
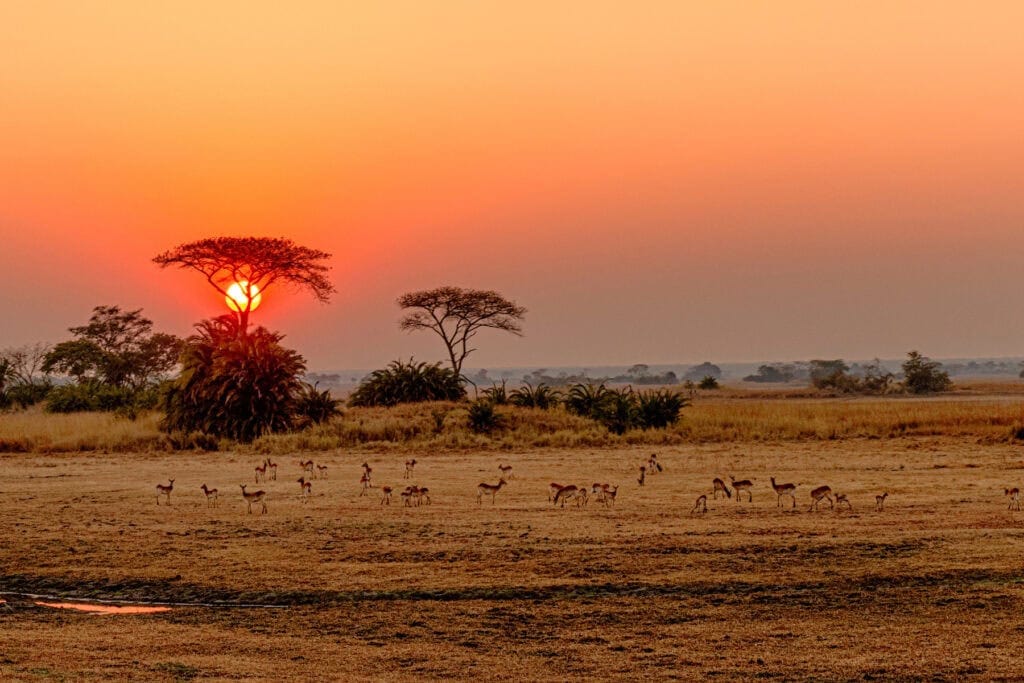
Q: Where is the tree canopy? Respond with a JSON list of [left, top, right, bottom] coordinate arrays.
[[153, 237, 335, 332], [397, 286, 526, 378]]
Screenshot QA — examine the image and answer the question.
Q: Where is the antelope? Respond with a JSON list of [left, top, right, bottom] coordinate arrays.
[[404, 459, 417, 479], [552, 484, 579, 508], [297, 477, 312, 502], [712, 478, 732, 499], [770, 477, 797, 508], [638, 466, 646, 487], [572, 485, 589, 508], [416, 486, 432, 506], [591, 483, 611, 504], [730, 476, 753, 502], [155, 479, 174, 505], [380, 486, 393, 505], [602, 485, 619, 507], [240, 484, 267, 514], [835, 493, 852, 511], [298, 459, 315, 478], [647, 453, 663, 473], [692, 494, 708, 514], [478, 478, 507, 505], [254, 461, 267, 483], [199, 484, 218, 507], [1006, 487, 1021, 511], [316, 464, 328, 480], [359, 472, 372, 496], [808, 485, 833, 511], [401, 486, 418, 507], [265, 458, 278, 480], [549, 483, 566, 502], [875, 492, 888, 511], [360, 462, 373, 487], [498, 463, 514, 480]]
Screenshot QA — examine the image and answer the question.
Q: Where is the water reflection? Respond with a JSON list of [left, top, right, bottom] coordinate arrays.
[[35, 600, 171, 614]]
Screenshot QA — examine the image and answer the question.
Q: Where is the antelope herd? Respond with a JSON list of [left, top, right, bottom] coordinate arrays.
[[151, 452, 1021, 518]]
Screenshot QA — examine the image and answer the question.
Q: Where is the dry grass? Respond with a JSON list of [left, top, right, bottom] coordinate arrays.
[[3, 437, 1024, 679], [0, 407, 164, 453]]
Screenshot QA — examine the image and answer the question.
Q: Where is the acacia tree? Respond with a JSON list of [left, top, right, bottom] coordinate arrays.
[[397, 286, 526, 379], [153, 237, 335, 334]]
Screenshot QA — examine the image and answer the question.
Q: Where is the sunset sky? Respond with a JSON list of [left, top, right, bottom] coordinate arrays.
[[3, 2, 1024, 370]]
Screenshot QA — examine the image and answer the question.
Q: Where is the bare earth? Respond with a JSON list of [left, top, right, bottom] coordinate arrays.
[[3, 439, 1024, 680]]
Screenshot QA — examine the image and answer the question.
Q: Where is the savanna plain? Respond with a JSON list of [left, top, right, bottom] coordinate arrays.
[[4, 391, 1024, 681]]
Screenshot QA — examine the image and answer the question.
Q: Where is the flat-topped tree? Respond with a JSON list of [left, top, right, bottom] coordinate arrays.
[[397, 286, 526, 379], [153, 237, 335, 334]]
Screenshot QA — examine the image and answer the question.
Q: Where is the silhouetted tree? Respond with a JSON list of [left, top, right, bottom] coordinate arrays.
[[397, 286, 526, 378], [153, 237, 335, 335], [902, 351, 952, 394]]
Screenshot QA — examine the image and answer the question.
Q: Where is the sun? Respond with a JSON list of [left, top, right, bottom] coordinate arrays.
[[225, 281, 262, 312]]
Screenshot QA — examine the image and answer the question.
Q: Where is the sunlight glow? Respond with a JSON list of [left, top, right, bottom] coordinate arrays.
[[225, 281, 262, 312]]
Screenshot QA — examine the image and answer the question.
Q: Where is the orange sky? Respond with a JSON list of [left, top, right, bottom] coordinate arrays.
[[3, 2, 1024, 369]]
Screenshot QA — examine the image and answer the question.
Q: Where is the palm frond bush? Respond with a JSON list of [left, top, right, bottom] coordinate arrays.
[[481, 380, 509, 405], [295, 382, 342, 427], [347, 358, 465, 407], [467, 399, 504, 434], [509, 381, 561, 410], [161, 316, 305, 442], [635, 388, 688, 429], [564, 382, 612, 418]]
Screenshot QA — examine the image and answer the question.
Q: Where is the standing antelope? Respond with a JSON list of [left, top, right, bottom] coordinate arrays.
[[360, 462, 373, 486], [553, 484, 579, 508], [712, 478, 732, 499], [380, 486, 393, 505], [498, 463, 514, 480], [404, 459, 417, 479], [808, 485, 833, 511], [416, 486, 432, 505], [265, 458, 278, 480], [478, 478, 507, 505], [875, 492, 888, 511], [240, 484, 267, 514], [770, 477, 797, 509], [200, 484, 218, 507], [591, 483, 611, 504], [692, 494, 708, 514], [298, 460, 315, 478], [835, 493, 852, 511], [254, 461, 267, 483], [549, 483, 566, 502], [297, 477, 312, 502], [730, 476, 753, 502], [602, 485, 619, 507], [316, 464, 329, 480], [637, 466, 646, 487], [156, 479, 174, 505], [647, 454, 663, 473], [1006, 487, 1021, 511], [359, 472, 372, 496]]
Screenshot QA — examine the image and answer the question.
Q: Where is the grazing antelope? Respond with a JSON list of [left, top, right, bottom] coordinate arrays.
[[297, 477, 312, 502], [808, 485, 833, 511], [359, 472, 372, 496], [712, 478, 732, 499], [240, 484, 267, 514], [549, 483, 566, 502], [835, 493, 852, 511], [200, 484, 218, 507], [416, 486, 432, 505], [637, 466, 646, 487], [875, 492, 888, 511], [498, 463, 514, 480], [265, 458, 278, 480], [692, 494, 708, 514], [298, 459, 315, 478], [254, 461, 267, 483], [553, 484, 579, 508], [380, 486, 393, 505], [404, 459, 417, 479], [156, 479, 174, 505], [730, 476, 753, 502], [478, 478, 507, 505], [316, 464, 328, 480], [770, 477, 797, 508], [602, 485, 619, 507], [1006, 487, 1021, 511], [647, 453, 663, 473], [572, 485, 589, 508], [591, 483, 611, 504], [401, 485, 418, 507]]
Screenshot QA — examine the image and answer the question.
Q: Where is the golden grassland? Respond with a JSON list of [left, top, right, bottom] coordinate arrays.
[[2, 382, 1024, 455], [3, 436, 1024, 679]]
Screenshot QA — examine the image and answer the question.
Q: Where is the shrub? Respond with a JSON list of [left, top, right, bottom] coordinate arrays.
[[45, 381, 135, 413], [467, 399, 504, 434], [6, 382, 51, 409], [295, 382, 341, 427], [902, 351, 952, 394], [596, 387, 639, 435], [482, 380, 509, 405], [348, 358, 465, 407], [509, 381, 561, 410], [162, 317, 305, 442], [698, 376, 720, 390], [636, 389, 688, 429], [564, 383, 612, 419]]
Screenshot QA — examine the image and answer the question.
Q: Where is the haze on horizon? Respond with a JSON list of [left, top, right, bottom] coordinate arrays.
[[3, 2, 1024, 371]]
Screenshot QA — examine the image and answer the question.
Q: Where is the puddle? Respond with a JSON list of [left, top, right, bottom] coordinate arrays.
[[35, 601, 171, 614]]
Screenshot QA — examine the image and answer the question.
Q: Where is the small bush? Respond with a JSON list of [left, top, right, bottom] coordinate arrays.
[[5, 382, 51, 409], [698, 376, 720, 390], [636, 389, 688, 429], [45, 382, 135, 413], [348, 358, 465, 407], [295, 382, 341, 426], [564, 383, 612, 419], [509, 381, 561, 410], [467, 399, 504, 434], [482, 380, 509, 405], [902, 351, 952, 394]]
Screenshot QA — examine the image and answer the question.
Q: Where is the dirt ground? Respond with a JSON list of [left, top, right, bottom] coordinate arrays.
[[3, 438, 1024, 680]]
